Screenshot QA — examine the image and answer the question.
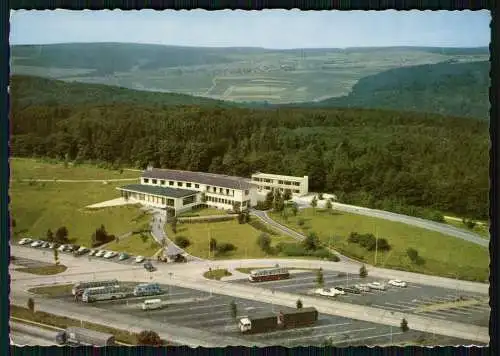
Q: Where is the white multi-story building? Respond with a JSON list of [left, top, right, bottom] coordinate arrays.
[[251, 172, 309, 196], [117, 166, 254, 215]]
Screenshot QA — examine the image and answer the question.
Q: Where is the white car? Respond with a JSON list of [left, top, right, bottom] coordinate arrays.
[[314, 288, 345, 297], [368, 282, 387, 290], [77, 246, 87, 252], [18, 238, 33, 245], [89, 249, 97, 256], [57, 244, 67, 252], [104, 251, 117, 259], [31, 240, 43, 248], [354, 284, 371, 292], [135, 256, 145, 263], [95, 250, 106, 257], [388, 279, 407, 288]]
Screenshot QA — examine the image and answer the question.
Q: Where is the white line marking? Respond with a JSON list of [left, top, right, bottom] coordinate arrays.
[[282, 327, 378, 343], [248, 322, 352, 338], [384, 302, 417, 310], [332, 331, 404, 345], [371, 304, 406, 312]]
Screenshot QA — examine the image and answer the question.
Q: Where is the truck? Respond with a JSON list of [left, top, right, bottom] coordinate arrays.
[[238, 307, 318, 334], [55, 327, 115, 346]]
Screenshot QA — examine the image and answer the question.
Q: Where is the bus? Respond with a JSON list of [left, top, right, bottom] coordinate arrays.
[[72, 279, 119, 296], [81, 286, 128, 303], [141, 299, 163, 310], [133, 283, 163, 297], [248, 267, 290, 282]]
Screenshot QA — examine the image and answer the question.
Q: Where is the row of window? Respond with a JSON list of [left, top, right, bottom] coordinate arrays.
[[143, 178, 249, 196], [205, 196, 250, 207], [260, 187, 300, 194], [252, 177, 301, 186]]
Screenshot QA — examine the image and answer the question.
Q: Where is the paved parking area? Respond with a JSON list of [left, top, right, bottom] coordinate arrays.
[[230, 271, 490, 327], [11, 256, 54, 269], [46, 281, 480, 347]]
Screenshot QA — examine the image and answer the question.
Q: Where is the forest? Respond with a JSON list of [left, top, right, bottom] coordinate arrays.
[[10, 93, 489, 220]]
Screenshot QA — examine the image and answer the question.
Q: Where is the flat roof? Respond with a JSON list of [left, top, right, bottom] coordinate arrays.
[[252, 172, 307, 180], [118, 184, 198, 198], [142, 168, 252, 190]]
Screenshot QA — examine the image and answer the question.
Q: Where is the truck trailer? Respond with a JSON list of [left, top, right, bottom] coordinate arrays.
[[239, 307, 318, 334], [55, 327, 115, 346]]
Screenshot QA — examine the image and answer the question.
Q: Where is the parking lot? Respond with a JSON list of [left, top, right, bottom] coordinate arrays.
[[44, 280, 480, 347], [10, 256, 54, 269], [230, 271, 490, 327]]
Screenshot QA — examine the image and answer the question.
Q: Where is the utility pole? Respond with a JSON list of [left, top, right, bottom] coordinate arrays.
[[390, 325, 393, 344], [374, 227, 378, 266]]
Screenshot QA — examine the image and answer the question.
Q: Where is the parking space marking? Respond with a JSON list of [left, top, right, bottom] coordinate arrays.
[[333, 331, 404, 346], [152, 302, 230, 313], [371, 304, 408, 313], [246, 322, 352, 339], [164, 306, 267, 321], [389, 301, 420, 308], [383, 302, 416, 310], [281, 327, 378, 343]]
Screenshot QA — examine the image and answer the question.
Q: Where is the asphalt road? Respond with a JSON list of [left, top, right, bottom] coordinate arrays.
[[230, 271, 490, 327], [10, 322, 58, 346], [46, 282, 480, 347], [291, 198, 487, 247]]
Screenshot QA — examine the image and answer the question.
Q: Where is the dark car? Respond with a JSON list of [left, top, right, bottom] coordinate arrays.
[[144, 262, 156, 272], [335, 286, 361, 294]]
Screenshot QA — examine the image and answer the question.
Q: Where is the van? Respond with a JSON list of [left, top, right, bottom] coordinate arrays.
[[142, 299, 163, 310]]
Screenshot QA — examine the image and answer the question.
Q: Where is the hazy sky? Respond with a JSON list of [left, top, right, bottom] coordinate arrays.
[[10, 9, 490, 49]]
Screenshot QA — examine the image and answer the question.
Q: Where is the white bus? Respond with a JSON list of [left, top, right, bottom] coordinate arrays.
[[81, 286, 127, 303], [141, 299, 163, 310], [72, 279, 119, 296], [248, 267, 290, 282], [133, 283, 163, 297]]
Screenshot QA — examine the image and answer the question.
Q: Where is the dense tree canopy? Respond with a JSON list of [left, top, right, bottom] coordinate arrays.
[[10, 101, 489, 219]]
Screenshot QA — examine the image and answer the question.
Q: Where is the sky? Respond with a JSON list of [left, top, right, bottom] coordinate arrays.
[[10, 9, 491, 49]]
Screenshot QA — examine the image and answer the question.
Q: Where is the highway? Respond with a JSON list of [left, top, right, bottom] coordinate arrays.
[[10, 246, 490, 344]]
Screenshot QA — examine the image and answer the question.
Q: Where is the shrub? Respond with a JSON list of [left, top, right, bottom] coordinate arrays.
[[309, 248, 332, 259], [400, 318, 409, 332], [209, 238, 217, 252], [254, 201, 270, 211], [297, 218, 305, 227], [248, 218, 278, 235], [279, 243, 308, 257], [137, 330, 162, 346], [257, 233, 272, 253], [318, 193, 324, 200], [296, 299, 303, 309], [216, 243, 237, 254], [303, 231, 320, 251], [329, 254, 340, 262], [27, 298, 35, 313], [359, 264, 368, 278], [407, 247, 419, 262], [174, 236, 191, 248]]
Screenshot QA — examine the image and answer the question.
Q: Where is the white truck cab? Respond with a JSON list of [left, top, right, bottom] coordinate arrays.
[[239, 317, 252, 332]]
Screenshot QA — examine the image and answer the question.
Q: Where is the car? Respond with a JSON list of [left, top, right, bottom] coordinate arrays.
[[73, 247, 89, 256], [368, 282, 387, 290], [66, 245, 75, 252], [41, 242, 51, 248], [89, 249, 97, 256], [314, 288, 344, 297], [388, 279, 407, 288], [95, 250, 106, 257], [354, 284, 371, 292], [104, 251, 117, 259], [336, 286, 361, 294], [144, 262, 156, 272], [48, 242, 57, 249], [135, 256, 145, 263], [18, 238, 33, 245], [58, 244, 68, 252], [118, 253, 129, 261], [31, 240, 43, 248]]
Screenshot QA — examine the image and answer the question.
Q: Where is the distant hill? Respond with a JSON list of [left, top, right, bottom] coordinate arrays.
[[288, 60, 490, 120], [10, 75, 230, 107]]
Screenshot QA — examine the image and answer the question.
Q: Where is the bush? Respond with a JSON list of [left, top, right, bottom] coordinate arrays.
[[257, 233, 272, 253], [297, 218, 305, 227], [400, 318, 409, 332], [296, 299, 303, 309], [359, 264, 368, 278], [137, 330, 162, 346], [216, 243, 237, 254], [179, 215, 236, 224], [309, 248, 332, 259], [279, 243, 308, 257], [254, 201, 270, 211], [174, 236, 191, 248]]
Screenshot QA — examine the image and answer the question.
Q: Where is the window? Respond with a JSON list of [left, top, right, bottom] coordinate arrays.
[[152, 179, 157, 184], [245, 190, 249, 195], [265, 186, 271, 190], [169, 181, 174, 186], [182, 195, 196, 206], [186, 183, 192, 188], [294, 189, 300, 193], [213, 187, 217, 193], [242, 201, 247, 207], [278, 180, 283, 184], [219, 188, 223, 193], [232, 190, 234, 195], [161, 198, 165, 205], [226, 189, 230, 195], [177, 182, 183, 187], [294, 182, 300, 186], [143, 178, 149, 183], [166, 199, 175, 207], [160, 180, 165, 185], [285, 181, 291, 185], [195, 184, 199, 188]]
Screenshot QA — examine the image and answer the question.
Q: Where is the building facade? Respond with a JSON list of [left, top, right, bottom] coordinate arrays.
[[251, 172, 309, 196]]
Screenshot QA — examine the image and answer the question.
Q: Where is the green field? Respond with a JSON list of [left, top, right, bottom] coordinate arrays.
[[269, 208, 489, 282], [166, 220, 295, 260], [104, 233, 160, 257], [444, 218, 490, 239], [10, 160, 149, 247], [10, 157, 141, 180]]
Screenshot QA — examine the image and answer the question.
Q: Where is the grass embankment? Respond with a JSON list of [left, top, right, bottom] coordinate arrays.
[[11, 305, 139, 345], [444, 217, 490, 239], [103, 233, 160, 257], [203, 269, 232, 280], [28, 284, 73, 296], [269, 208, 489, 282], [166, 220, 294, 260], [10, 157, 141, 180], [10, 159, 151, 247], [178, 207, 229, 217], [15, 265, 67, 275]]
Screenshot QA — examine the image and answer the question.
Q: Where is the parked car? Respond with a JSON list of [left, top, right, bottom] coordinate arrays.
[[135, 256, 145, 263], [31, 240, 43, 248], [368, 282, 387, 291], [18, 238, 33, 245], [335, 286, 361, 294], [48, 242, 58, 249], [73, 247, 89, 257], [58, 245, 67, 252], [89, 250, 97, 256], [104, 251, 117, 259], [66, 245, 76, 252], [388, 279, 407, 288], [314, 288, 344, 297], [118, 253, 129, 261], [95, 250, 106, 257], [354, 284, 371, 292]]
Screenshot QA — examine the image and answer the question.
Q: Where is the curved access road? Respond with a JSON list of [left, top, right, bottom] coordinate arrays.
[[290, 199, 488, 248]]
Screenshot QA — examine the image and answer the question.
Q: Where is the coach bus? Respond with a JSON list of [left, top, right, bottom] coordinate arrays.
[[81, 286, 128, 303], [72, 279, 119, 296], [248, 267, 290, 283]]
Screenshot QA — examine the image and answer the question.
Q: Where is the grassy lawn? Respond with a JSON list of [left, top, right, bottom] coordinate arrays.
[[10, 157, 140, 180], [203, 269, 232, 280], [444, 218, 490, 239], [166, 220, 295, 260], [269, 208, 489, 282], [104, 233, 160, 257], [10, 305, 139, 345], [10, 180, 151, 247], [28, 284, 73, 297], [178, 207, 229, 217], [15, 265, 67, 275]]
